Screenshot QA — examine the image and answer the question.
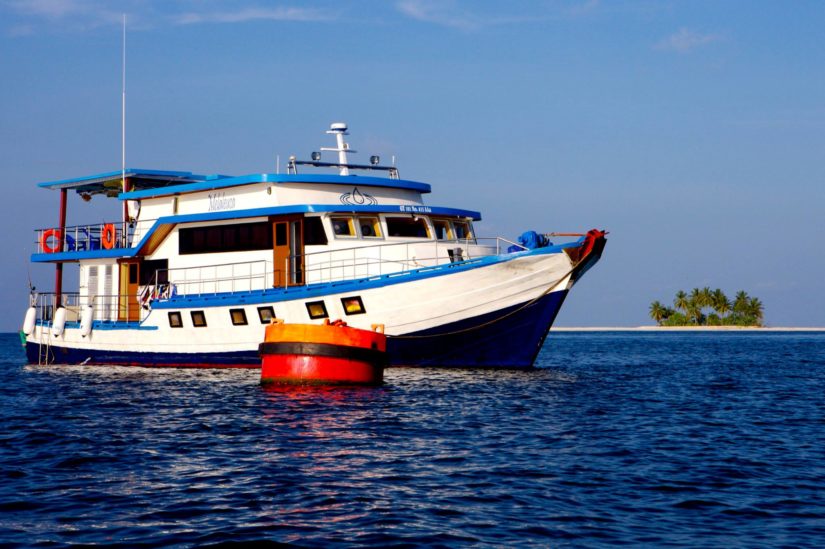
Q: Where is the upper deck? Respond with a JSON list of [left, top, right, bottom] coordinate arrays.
[[30, 123, 476, 262]]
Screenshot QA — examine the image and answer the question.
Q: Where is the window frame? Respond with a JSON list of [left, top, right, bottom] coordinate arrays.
[[329, 216, 357, 239], [432, 218, 454, 241], [257, 306, 275, 324], [179, 221, 273, 255], [357, 216, 383, 239], [168, 312, 183, 328], [385, 215, 432, 239], [190, 310, 207, 328], [305, 300, 329, 320], [229, 308, 248, 326], [452, 220, 475, 242], [341, 296, 366, 316]]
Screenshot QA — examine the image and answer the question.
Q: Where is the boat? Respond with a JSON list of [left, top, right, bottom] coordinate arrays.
[[21, 122, 606, 368]]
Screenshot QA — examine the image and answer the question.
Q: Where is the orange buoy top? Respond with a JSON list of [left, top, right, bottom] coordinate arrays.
[[263, 319, 386, 352]]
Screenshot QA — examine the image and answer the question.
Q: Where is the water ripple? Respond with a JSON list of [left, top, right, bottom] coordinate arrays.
[[0, 332, 824, 547]]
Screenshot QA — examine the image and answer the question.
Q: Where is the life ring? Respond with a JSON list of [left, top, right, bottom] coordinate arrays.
[[101, 223, 116, 249], [41, 228, 62, 253]]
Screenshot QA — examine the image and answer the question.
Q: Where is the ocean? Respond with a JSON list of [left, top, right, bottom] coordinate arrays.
[[1, 331, 824, 547]]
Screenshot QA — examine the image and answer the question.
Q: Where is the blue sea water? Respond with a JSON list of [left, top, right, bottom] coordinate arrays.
[[1, 331, 824, 547]]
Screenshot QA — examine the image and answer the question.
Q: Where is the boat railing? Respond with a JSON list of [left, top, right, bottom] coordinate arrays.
[[290, 237, 526, 286], [144, 237, 525, 298], [33, 218, 160, 254], [28, 291, 148, 324], [153, 260, 273, 297], [34, 221, 131, 254], [139, 237, 525, 296]]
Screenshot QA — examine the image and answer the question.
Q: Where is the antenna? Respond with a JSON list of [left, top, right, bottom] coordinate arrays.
[[121, 14, 126, 191]]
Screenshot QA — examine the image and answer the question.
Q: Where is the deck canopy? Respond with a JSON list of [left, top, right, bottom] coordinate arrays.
[[37, 169, 220, 196]]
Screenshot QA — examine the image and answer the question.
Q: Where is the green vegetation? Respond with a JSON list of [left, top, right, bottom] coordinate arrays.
[[649, 288, 764, 327]]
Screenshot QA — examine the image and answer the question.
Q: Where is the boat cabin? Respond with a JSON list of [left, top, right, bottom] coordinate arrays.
[[30, 126, 504, 325]]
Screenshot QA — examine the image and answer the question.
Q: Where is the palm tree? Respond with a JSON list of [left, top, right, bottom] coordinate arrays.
[[649, 301, 667, 325], [712, 288, 730, 318], [674, 290, 689, 315], [685, 302, 702, 324], [700, 287, 713, 309], [748, 297, 764, 325], [733, 290, 750, 320], [688, 288, 702, 324]]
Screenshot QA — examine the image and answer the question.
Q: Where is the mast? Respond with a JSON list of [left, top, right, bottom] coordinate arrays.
[[121, 14, 130, 228], [321, 122, 355, 176]]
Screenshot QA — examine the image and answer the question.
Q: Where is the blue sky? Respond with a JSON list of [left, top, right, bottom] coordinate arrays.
[[1, 0, 824, 329]]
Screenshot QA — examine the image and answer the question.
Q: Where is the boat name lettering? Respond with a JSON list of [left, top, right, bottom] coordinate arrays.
[[399, 205, 432, 213], [208, 192, 236, 212]]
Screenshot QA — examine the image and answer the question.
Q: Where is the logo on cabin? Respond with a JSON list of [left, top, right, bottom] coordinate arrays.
[[340, 187, 377, 206], [208, 192, 236, 212]]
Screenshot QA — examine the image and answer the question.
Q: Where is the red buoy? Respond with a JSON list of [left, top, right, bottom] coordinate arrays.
[[259, 319, 386, 385]]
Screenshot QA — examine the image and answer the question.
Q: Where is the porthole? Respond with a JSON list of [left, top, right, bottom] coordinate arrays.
[[168, 312, 183, 328], [306, 301, 328, 320], [257, 306, 275, 324], [341, 296, 366, 315], [191, 310, 207, 327], [230, 308, 248, 326]]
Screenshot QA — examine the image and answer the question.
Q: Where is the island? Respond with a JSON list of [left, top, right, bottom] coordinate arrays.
[[649, 288, 764, 327]]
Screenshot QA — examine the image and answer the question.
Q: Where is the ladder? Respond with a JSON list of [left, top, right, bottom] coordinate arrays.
[[36, 321, 54, 366]]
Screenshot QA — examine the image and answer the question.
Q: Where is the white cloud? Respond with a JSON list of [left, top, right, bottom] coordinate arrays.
[[396, 0, 480, 30], [7, 0, 89, 20], [174, 6, 329, 25], [5, 0, 125, 32], [395, 0, 543, 31], [3, 1, 331, 34], [655, 27, 720, 53]]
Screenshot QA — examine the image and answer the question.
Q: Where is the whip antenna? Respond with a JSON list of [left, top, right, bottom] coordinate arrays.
[[121, 14, 126, 192]]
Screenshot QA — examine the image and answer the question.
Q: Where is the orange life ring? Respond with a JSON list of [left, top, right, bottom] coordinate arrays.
[[101, 224, 116, 249], [41, 228, 62, 253]]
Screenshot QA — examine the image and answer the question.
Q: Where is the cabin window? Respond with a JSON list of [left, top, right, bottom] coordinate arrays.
[[179, 221, 272, 255], [257, 306, 275, 324], [358, 216, 382, 238], [191, 310, 207, 327], [304, 216, 328, 246], [230, 308, 248, 326], [139, 259, 168, 285], [330, 216, 356, 238], [306, 301, 328, 320], [341, 296, 366, 315], [453, 220, 473, 240], [168, 312, 183, 328], [386, 216, 431, 238], [274, 223, 287, 246], [433, 219, 453, 240]]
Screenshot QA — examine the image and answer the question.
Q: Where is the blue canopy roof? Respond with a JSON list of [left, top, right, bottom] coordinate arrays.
[[37, 169, 214, 195]]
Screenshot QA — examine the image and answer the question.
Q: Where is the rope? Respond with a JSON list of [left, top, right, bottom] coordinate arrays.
[[388, 267, 574, 340]]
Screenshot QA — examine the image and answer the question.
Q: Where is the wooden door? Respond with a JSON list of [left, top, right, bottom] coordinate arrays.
[[272, 216, 304, 287], [118, 261, 140, 321]]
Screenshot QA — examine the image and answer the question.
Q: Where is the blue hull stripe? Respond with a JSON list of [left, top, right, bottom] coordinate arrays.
[[25, 290, 568, 369]]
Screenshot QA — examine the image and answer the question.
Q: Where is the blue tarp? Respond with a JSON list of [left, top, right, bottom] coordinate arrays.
[[508, 230, 552, 253]]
